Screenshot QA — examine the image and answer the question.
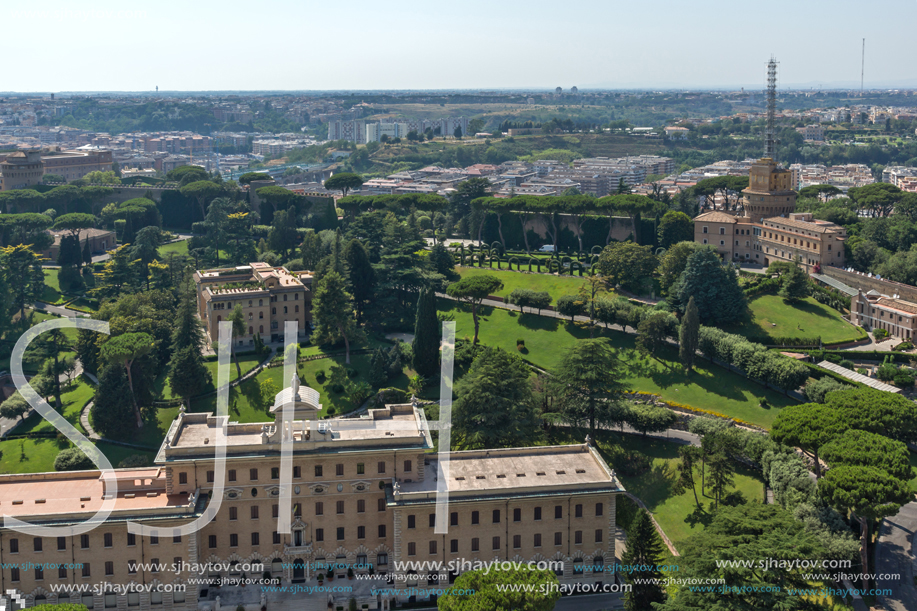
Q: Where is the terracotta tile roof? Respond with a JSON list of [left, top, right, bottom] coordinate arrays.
[[694, 211, 737, 223], [762, 217, 840, 234], [876, 297, 917, 316]]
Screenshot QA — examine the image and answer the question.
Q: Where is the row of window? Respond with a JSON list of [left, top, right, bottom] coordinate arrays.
[[9, 556, 177, 581], [214, 293, 301, 311], [221, 497, 389, 520], [205, 525, 391, 548], [188, 460, 412, 485], [9, 533, 174, 553], [17, 590, 182, 608], [407, 503, 604, 529], [406, 530, 604, 556]]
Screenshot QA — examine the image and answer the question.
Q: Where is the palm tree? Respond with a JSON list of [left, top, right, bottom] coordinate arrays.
[[407, 374, 425, 397]]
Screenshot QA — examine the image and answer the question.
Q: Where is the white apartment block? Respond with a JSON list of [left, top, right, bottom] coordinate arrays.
[[365, 122, 410, 142], [883, 166, 917, 189]]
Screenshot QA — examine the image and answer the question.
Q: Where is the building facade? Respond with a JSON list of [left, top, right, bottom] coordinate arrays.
[[41, 149, 113, 182], [0, 150, 44, 191], [694, 158, 847, 271], [851, 291, 917, 340], [194, 263, 313, 345], [0, 380, 622, 610]]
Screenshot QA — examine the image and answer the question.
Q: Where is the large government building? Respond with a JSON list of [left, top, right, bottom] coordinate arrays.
[[694, 157, 847, 271], [0, 375, 623, 609], [194, 263, 314, 345]]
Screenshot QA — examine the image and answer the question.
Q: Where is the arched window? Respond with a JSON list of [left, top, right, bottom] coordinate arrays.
[[272, 308, 276, 315], [249, 326, 253, 335], [259, 325, 264, 333], [217, 315, 221, 322], [248, 313, 253, 320], [284, 306, 288, 314], [259, 299, 263, 306], [259, 312, 263, 319], [295, 305, 299, 313], [248, 300, 252, 307], [295, 293, 299, 300], [283, 294, 288, 301]]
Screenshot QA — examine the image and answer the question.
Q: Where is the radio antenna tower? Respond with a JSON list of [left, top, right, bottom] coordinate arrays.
[[764, 56, 778, 160], [861, 38, 865, 91]]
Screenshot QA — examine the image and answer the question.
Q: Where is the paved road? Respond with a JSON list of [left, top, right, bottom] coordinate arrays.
[[877, 501, 917, 611], [32, 301, 87, 318]]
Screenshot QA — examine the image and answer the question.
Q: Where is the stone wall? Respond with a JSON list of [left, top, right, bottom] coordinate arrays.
[[822, 266, 917, 302]]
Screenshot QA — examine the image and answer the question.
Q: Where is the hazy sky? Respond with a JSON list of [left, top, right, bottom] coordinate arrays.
[[4, 0, 916, 92]]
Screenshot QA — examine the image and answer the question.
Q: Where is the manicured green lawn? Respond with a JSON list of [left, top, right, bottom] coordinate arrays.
[[457, 266, 590, 302], [66, 296, 100, 313], [0, 438, 61, 473], [42, 268, 64, 303], [3, 311, 80, 373], [158, 239, 189, 256], [726, 294, 864, 344], [590, 430, 766, 546], [14, 377, 94, 437], [441, 301, 796, 428], [152, 353, 264, 401], [29, 311, 80, 342]]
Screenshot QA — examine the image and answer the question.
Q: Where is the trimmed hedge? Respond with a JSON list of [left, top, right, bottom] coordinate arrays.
[[744, 335, 821, 347], [798, 349, 912, 364], [698, 326, 810, 392]]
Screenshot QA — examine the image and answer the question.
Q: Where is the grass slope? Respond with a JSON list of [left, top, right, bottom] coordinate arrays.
[[589, 430, 765, 546], [457, 267, 590, 302], [727, 295, 862, 344], [152, 353, 264, 401], [441, 300, 795, 428]]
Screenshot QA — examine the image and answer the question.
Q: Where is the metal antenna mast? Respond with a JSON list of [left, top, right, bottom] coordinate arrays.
[[764, 57, 778, 160], [861, 38, 865, 91]]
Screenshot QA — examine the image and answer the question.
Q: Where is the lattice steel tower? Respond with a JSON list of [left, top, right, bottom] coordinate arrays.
[[764, 57, 778, 160]]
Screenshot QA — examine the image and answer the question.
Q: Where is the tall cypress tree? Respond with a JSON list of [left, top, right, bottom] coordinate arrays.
[[412, 286, 440, 378], [622, 509, 667, 611], [679, 296, 699, 372], [344, 239, 375, 323], [167, 276, 211, 404]]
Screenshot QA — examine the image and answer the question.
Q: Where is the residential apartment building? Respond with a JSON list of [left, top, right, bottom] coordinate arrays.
[[365, 122, 410, 143], [796, 124, 824, 142], [327, 119, 367, 144], [0, 379, 622, 609], [193, 263, 313, 344], [882, 166, 917, 189]]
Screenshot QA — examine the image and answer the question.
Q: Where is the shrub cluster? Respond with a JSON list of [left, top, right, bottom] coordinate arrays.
[[698, 326, 810, 392]]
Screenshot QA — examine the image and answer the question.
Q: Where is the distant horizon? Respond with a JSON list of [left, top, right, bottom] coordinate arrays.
[[2, 82, 916, 96]]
